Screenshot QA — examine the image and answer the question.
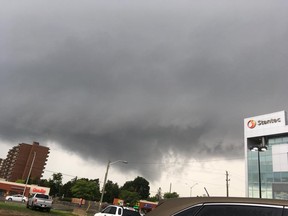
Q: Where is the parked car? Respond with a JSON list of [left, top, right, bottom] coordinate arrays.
[[5, 194, 28, 202], [26, 193, 53, 212], [95, 205, 141, 216], [145, 197, 288, 216]]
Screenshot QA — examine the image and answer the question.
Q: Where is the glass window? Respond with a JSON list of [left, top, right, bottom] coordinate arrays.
[[174, 205, 201, 216], [274, 173, 281, 182], [195, 204, 283, 216], [109, 207, 117, 214], [283, 208, 288, 216], [275, 138, 283, 144], [268, 138, 275, 144], [103, 207, 111, 213], [123, 209, 141, 216], [103, 207, 117, 214], [281, 172, 288, 182], [35, 194, 49, 199]]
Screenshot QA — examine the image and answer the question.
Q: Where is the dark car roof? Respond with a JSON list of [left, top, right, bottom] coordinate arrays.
[[146, 197, 288, 216]]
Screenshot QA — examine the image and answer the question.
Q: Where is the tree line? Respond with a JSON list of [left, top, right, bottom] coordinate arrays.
[[23, 173, 179, 206]]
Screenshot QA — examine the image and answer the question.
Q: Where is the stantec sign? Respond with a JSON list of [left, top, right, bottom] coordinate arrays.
[[247, 118, 281, 129], [245, 111, 286, 131]]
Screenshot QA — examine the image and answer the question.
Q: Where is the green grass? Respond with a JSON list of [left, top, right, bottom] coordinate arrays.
[[0, 201, 77, 216], [0, 201, 26, 210]]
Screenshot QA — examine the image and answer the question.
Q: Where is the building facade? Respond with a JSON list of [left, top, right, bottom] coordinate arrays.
[[0, 142, 49, 182], [244, 111, 288, 199], [0, 180, 50, 197]]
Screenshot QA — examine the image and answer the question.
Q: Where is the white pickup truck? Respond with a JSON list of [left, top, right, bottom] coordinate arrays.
[[95, 205, 141, 216], [26, 193, 53, 212]]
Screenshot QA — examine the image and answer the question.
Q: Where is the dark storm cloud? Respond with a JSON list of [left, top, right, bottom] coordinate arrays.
[[1, 0, 288, 180]]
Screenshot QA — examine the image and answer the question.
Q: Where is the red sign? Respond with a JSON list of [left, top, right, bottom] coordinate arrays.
[[32, 188, 46, 194]]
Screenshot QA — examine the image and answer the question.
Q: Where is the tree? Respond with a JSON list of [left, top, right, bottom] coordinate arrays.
[[29, 177, 39, 185], [121, 176, 150, 199], [15, 179, 25, 184], [48, 173, 63, 197], [134, 176, 150, 199], [146, 196, 159, 202], [122, 181, 134, 192], [61, 177, 78, 199], [119, 190, 140, 207], [39, 179, 50, 188], [103, 180, 120, 203], [71, 178, 100, 200], [164, 192, 179, 199]]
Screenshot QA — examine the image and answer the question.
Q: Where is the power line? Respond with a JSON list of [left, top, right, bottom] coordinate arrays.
[[44, 169, 78, 178]]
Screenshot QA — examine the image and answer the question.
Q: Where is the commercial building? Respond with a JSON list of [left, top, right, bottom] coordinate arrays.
[[244, 111, 288, 199], [0, 142, 49, 182], [0, 180, 50, 197]]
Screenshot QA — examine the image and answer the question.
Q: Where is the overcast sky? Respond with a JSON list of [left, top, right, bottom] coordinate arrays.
[[1, 0, 288, 197]]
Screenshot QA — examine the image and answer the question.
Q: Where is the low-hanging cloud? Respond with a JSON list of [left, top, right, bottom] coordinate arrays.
[[1, 0, 288, 181]]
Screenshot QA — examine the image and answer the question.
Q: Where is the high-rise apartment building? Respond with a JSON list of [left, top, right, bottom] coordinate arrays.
[[0, 142, 49, 182]]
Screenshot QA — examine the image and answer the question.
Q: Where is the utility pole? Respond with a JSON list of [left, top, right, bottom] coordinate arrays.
[[226, 171, 230, 197], [22, 152, 36, 198], [204, 187, 210, 197]]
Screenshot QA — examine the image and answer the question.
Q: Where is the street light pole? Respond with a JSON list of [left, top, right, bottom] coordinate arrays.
[[99, 160, 110, 211], [22, 151, 36, 198], [190, 183, 198, 197], [250, 137, 267, 199], [257, 149, 262, 198], [98, 160, 128, 211]]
